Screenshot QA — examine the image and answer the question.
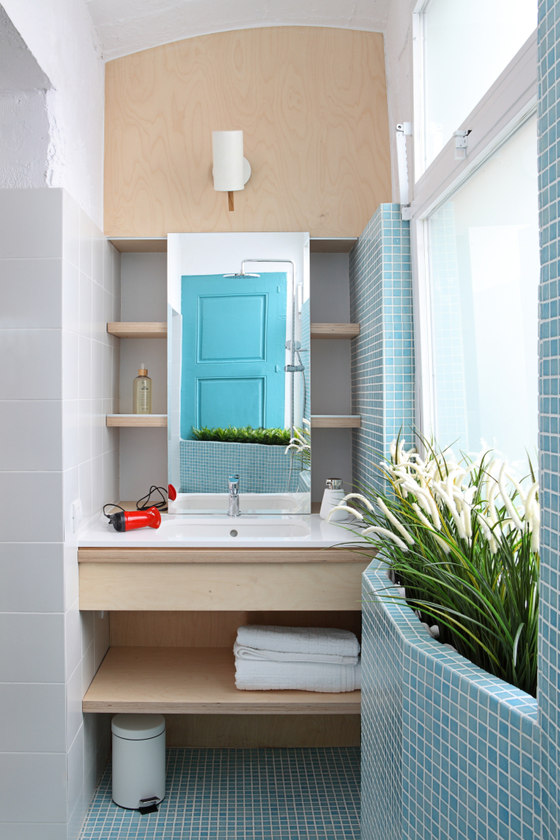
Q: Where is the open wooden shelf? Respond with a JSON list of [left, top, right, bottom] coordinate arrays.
[[309, 238, 357, 253], [108, 237, 168, 253], [107, 321, 358, 340], [311, 323, 360, 339], [106, 414, 167, 427], [107, 321, 167, 338], [83, 646, 361, 715], [311, 415, 361, 429], [106, 414, 359, 429]]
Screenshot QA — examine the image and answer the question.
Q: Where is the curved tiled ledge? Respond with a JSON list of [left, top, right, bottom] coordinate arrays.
[[361, 560, 540, 840]]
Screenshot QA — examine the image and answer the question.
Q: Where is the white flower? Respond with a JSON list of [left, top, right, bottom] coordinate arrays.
[[327, 505, 363, 521], [498, 464, 524, 531], [361, 525, 409, 552], [342, 493, 376, 513], [376, 497, 415, 545]]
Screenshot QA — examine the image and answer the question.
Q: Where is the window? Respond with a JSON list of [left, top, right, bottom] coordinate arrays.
[[416, 0, 536, 173], [411, 2, 538, 468], [427, 116, 538, 469]]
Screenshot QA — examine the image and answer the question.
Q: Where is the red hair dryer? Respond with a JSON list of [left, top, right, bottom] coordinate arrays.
[[107, 506, 161, 532]]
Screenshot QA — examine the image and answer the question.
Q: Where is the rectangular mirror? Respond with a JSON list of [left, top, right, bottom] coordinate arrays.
[[168, 233, 310, 515]]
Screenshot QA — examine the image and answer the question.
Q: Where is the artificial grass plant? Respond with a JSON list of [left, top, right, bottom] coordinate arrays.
[[334, 437, 539, 697]]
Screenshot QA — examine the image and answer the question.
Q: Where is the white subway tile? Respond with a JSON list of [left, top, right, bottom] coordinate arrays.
[[0, 400, 62, 470], [0, 330, 62, 400], [65, 605, 82, 680], [79, 211, 94, 281], [0, 683, 66, 751], [62, 331, 80, 401], [0, 613, 65, 682], [62, 192, 81, 270], [67, 729, 86, 837], [78, 271, 92, 339], [63, 543, 79, 611], [0, 259, 62, 329], [0, 189, 62, 260], [76, 399, 93, 465], [0, 543, 64, 612], [66, 660, 83, 750], [78, 334, 92, 401], [78, 458, 94, 518], [0, 753, 67, 822], [62, 399, 80, 469], [0, 471, 63, 542], [62, 465, 80, 542], [91, 282, 107, 344], [62, 260, 80, 333], [92, 229, 105, 288]]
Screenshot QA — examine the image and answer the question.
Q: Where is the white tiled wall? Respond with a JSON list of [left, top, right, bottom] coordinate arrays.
[[0, 188, 120, 839]]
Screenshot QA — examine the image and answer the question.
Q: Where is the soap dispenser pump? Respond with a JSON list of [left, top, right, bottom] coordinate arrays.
[[320, 478, 347, 521], [133, 364, 152, 414]]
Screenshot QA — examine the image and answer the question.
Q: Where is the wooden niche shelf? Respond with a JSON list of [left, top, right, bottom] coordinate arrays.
[[106, 414, 168, 428], [108, 321, 358, 340], [311, 416, 361, 429], [311, 323, 360, 340], [107, 321, 167, 339], [106, 415, 359, 429]]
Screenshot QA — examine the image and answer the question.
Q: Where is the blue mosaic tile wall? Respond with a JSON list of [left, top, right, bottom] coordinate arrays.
[[361, 567, 541, 840], [179, 440, 303, 493], [349, 204, 414, 494], [537, 2, 560, 838]]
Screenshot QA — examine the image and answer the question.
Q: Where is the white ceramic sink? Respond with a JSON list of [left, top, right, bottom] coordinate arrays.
[[160, 516, 312, 540]]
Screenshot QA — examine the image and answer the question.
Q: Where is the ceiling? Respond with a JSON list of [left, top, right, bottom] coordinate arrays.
[[85, 0, 390, 61]]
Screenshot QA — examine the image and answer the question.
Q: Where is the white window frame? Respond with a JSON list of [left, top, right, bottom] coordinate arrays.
[[410, 18, 538, 440]]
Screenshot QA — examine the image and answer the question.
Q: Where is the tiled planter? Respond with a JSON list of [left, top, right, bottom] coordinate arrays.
[[361, 560, 541, 840]]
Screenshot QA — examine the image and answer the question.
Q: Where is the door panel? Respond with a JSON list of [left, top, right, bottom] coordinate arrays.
[[181, 273, 287, 438]]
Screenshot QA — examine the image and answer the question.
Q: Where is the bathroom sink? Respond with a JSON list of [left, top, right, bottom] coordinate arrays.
[[161, 517, 312, 540]]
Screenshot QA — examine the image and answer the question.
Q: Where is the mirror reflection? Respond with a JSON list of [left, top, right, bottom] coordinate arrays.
[[168, 233, 310, 515]]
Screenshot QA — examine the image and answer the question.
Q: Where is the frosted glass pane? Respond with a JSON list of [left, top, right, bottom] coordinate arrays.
[[427, 116, 538, 470], [423, 0, 536, 169]]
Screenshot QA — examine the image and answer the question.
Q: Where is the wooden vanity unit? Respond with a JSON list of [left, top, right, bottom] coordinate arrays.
[[79, 545, 369, 746]]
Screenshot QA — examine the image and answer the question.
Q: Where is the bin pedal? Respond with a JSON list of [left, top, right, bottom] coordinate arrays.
[[138, 796, 161, 814]]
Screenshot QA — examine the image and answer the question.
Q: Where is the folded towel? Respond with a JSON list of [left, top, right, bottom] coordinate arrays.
[[235, 625, 360, 658], [233, 641, 359, 665], [234, 658, 361, 693]]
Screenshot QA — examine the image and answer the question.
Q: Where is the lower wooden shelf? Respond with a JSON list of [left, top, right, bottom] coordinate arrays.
[[83, 646, 361, 715]]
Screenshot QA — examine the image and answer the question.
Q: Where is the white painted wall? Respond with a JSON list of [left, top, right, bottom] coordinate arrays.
[[1, 0, 105, 226], [86, 0, 390, 61]]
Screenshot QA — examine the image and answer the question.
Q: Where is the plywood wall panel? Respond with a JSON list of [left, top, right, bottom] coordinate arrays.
[[104, 27, 390, 237]]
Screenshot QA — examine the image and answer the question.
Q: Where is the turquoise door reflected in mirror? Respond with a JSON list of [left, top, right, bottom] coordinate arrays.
[[181, 273, 288, 438]]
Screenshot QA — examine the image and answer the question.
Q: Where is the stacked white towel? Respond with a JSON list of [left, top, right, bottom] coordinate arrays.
[[234, 625, 361, 692]]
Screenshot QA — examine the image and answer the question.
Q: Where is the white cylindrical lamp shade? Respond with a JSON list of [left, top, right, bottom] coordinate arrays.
[[212, 130, 246, 191]]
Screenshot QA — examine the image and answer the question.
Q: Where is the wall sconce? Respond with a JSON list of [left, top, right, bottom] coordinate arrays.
[[212, 130, 251, 212]]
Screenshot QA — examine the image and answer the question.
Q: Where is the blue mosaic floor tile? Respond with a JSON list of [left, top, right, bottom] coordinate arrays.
[[79, 747, 360, 839]]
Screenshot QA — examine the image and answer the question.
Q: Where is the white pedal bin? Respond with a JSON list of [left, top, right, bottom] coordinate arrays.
[[111, 714, 166, 809]]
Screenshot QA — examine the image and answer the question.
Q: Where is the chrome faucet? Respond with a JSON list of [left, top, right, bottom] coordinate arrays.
[[228, 474, 240, 517]]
